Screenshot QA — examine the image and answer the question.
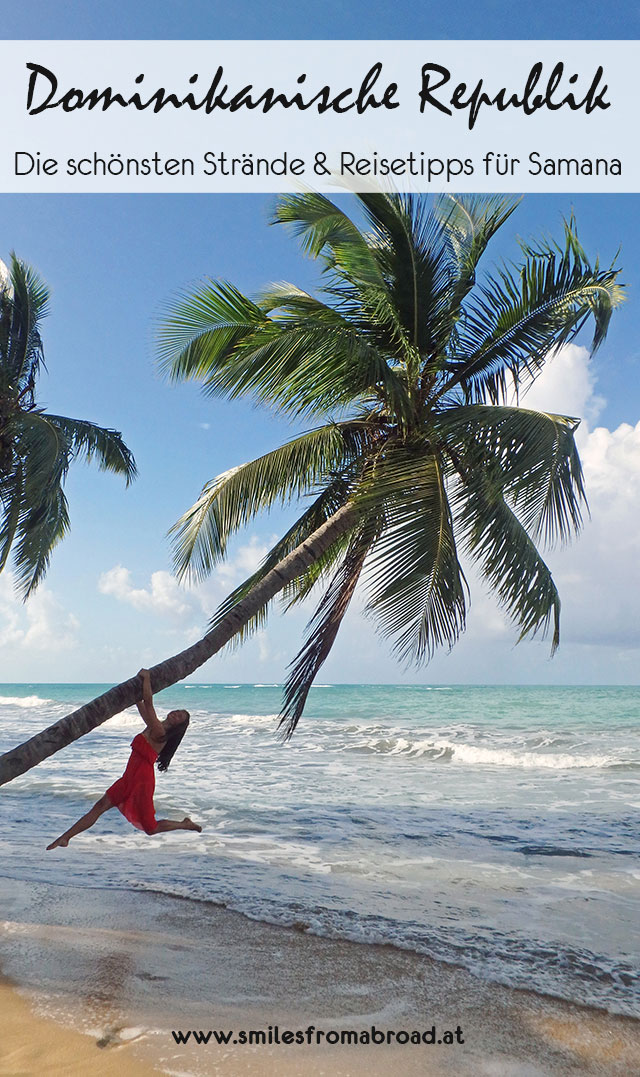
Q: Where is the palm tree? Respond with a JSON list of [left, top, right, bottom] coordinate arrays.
[[158, 192, 623, 734], [0, 194, 623, 787], [0, 254, 137, 598]]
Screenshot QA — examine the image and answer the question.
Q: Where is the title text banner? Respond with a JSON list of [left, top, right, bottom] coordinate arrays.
[[1, 40, 638, 192]]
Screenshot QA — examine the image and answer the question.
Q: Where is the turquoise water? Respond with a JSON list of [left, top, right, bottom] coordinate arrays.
[[1, 683, 639, 1015]]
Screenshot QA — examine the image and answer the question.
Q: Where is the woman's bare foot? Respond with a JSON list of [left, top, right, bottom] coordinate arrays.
[[46, 836, 69, 851], [183, 818, 202, 833]]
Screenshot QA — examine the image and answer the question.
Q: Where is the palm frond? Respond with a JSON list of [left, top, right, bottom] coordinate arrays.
[[357, 192, 456, 362], [440, 218, 624, 403], [272, 193, 411, 357], [16, 411, 68, 501], [10, 410, 134, 597], [280, 529, 352, 607], [10, 412, 70, 597], [453, 464, 561, 651], [156, 280, 269, 379], [361, 447, 467, 663], [273, 191, 386, 271], [45, 414, 137, 484], [205, 321, 411, 421], [257, 282, 352, 320], [12, 484, 70, 598], [204, 475, 358, 646], [0, 255, 49, 397], [158, 279, 412, 423], [169, 422, 371, 582], [0, 464, 24, 573], [278, 528, 374, 738], [437, 404, 586, 545], [436, 195, 520, 288]]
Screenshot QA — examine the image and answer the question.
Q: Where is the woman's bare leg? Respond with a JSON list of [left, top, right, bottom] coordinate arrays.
[[153, 817, 202, 834], [46, 794, 113, 850]]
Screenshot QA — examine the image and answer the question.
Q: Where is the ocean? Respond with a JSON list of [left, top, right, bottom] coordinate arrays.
[[1, 683, 639, 1018]]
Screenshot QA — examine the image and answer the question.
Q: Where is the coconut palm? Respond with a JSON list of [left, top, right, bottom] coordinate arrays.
[[0, 253, 137, 597], [0, 194, 623, 786], [158, 192, 623, 734]]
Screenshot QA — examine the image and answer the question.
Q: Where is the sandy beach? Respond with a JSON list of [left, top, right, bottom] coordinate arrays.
[[1, 874, 639, 1077], [0, 974, 157, 1077]]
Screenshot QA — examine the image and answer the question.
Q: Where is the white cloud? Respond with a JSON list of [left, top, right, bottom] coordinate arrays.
[[0, 574, 79, 653], [97, 537, 271, 623], [509, 345, 640, 650], [514, 343, 606, 427], [548, 419, 640, 647], [98, 566, 194, 618], [214, 536, 270, 589], [580, 420, 640, 506]]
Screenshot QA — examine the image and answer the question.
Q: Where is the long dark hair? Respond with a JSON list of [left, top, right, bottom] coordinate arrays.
[[157, 711, 190, 772]]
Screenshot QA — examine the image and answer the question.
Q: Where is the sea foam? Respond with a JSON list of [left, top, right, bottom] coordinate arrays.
[[0, 694, 52, 708], [351, 735, 617, 768]]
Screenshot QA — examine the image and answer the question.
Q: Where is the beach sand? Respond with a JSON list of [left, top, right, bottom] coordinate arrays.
[[1, 875, 639, 1076], [0, 975, 157, 1077]]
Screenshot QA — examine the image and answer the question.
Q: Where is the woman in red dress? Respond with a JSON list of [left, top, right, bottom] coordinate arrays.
[[46, 669, 202, 849]]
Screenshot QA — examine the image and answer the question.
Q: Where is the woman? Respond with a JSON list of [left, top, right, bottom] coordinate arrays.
[[46, 669, 202, 849]]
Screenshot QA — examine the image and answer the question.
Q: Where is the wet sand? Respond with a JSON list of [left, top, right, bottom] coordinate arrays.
[[1, 875, 639, 1076]]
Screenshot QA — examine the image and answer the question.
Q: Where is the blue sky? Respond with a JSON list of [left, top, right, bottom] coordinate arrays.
[[2, 0, 638, 40], [1, 5, 639, 686]]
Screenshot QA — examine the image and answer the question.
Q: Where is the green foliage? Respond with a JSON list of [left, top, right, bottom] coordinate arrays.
[[359, 447, 468, 664], [0, 254, 136, 597], [159, 193, 624, 734], [169, 420, 374, 582]]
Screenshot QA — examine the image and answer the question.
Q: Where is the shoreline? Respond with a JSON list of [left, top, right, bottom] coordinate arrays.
[[2, 875, 639, 1076]]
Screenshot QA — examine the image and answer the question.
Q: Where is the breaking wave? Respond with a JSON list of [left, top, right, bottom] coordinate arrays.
[[348, 736, 618, 769], [0, 694, 52, 708]]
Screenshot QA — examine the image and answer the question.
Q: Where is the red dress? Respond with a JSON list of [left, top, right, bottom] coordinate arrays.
[[106, 733, 158, 835]]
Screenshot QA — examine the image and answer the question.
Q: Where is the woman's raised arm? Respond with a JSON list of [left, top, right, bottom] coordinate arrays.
[[136, 668, 166, 741]]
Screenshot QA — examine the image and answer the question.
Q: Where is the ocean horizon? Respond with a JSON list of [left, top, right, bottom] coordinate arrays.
[[2, 682, 639, 1019]]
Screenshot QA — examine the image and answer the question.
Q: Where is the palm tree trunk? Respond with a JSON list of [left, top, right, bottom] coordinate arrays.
[[0, 502, 359, 787]]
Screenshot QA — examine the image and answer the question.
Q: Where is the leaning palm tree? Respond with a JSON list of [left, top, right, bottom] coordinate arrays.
[[159, 192, 623, 734], [0, 194, 623, 786], [0, 254, 137, 597]]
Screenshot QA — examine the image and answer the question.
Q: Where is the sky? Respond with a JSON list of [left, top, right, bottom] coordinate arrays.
[[0, 4, 639, 686], [2, 0, 638, 41]]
